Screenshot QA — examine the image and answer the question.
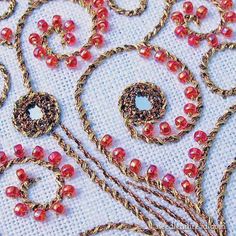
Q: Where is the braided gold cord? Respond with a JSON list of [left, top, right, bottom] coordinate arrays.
[[0, 63, 10, 108], [0, 0, 16, 21], [200, 43, 236, 98]]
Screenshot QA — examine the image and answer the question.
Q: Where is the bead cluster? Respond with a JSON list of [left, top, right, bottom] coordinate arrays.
[[171, 0, 236, 48], [2, 144, 76, 221]]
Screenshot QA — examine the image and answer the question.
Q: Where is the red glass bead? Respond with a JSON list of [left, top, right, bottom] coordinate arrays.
[[14, 203, 28, 217], [112, 147, 125, 163], [97, 20, 109, 33], [181, 180, 195, 193], [64, 32, 76, 46], [139, 46, 152, 58], [52, 202, 65, 215], [52, 15, 62, 28], [188, 34, 200, 47], [1, 27, 13, 41], [5, 186, 21, 198], [48, 151, 62, 166], [129, 159, 141, 174], [160, 122, 172, 136], [196, 6, 208, 19], [79, 48, 92, 61], [147, 165, 158, 179], [143, 123, 154, 137], [188, 148, 203, 161], [91, 33, 104, 47], [29, 33, 42, 45], [0, 151, 7, 164], [101, 134, 113, 148], [154, 50, 167, 63], [162, 174, 175, 188], [16, 168, 28, 182], [174, 25, 188, 38], [46, 55, 58, 68], [221, 0, 233, 9], [33, 46, 47, 59], [194, 130, 208, 144], [62, 185, 76, 198], [183, 163, 198, 178], [32, 146, 44, 160], [175, 116, 188, 130], [64, 20, 76, 32], [184, 86, 199, 99], [224, 11, 236, 22], [37, 19, 49, 32], [61, 164, 75, 178], [221, 26, 233, 38], [184, 103, 197, 115], [183, 1, 194, 14], [66, 56, 78, 69], [178, 70, 190, 83], [167, 60, 181, 72], [171, 11, 184, 24], [93, 0, 104, 8], [207, 34, 218, 48], [14, 144, 24, 159], [34, 209, 46, 222], [97, 7, 109, 19]]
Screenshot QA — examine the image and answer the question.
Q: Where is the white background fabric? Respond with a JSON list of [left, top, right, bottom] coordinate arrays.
[[0, 0, 235, 235]]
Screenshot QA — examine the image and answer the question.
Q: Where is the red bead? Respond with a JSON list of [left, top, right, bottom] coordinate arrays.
[[221, 0, 233, 9], [52, 202, 65, 214], [1, 27, 13, 41], [194, 130, 208, 144], [5, 186, 21, 198], [160, 122, 172, 136], [175, 116, 188, 130], [29, 33, 42, 45], [91, 33, 104, 47], [162, 174, 175, 188], [143, 123, 154, 137], [61, 164, 75, 178], [184, 103, 197, 115], [184, 86, 199, 99], [188, 148, 203, 161], [188, 34, 200, 47], [14, 144, 24, 159], [181, 180, 195, 193], [183, 163, 198, 178], [175, 25, 188, 38], [167, 60, 181, 72], [183, 1, 194, 14], [178, 70, 190, 83], [97, 7, 109, 19], [112, 147, 125, 163], [207, 34, 218, 48], [14, 203, 28, 217], [97, 20, 109, 33], [46, 55, 58, 68], [34, 209, 46, 222], [48, 151, 62, 166], [32, 146, 44, 159], [52, 15, 62, 28], [64, 20, 76, 32], [224, 11, 236, 22], [93, 0, 104, 8], [62, 185, 76, 198], [66, 56, 78, 69], [196, 6, 208, 19], [0, 151, 7, 165], [171, 11, 184, 24], [79, 48, 92, 61], [37, 19, 49, 32], [101, 134, 113, 148], [129, 159, 141, 174], [147, 165, 158, 179], [221, 26, 233, 38], [139, 46, 152, 58], [154, 50, 167, 63], [16, 168, 28, 182], [64, 32, 76, 46], [33, 46, 47, 59]]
